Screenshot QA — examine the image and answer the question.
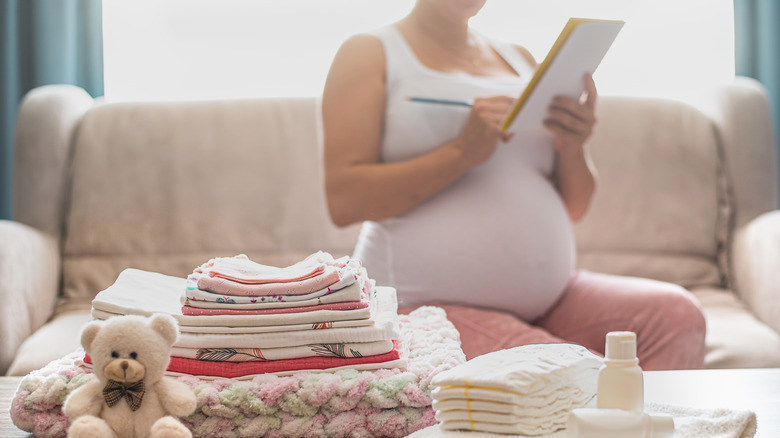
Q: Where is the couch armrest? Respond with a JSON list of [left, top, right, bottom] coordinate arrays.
[[732, 210, 780, 334], [13, 84, 94, 239], [0, 220, 60, 375]]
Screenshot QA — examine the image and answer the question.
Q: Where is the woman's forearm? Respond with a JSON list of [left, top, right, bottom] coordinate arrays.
[[553, 147, 597, 223], [325, 141, 471, 227]]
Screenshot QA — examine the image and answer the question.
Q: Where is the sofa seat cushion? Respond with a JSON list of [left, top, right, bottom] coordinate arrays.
[[5, 309, 92, 376], [691, 287, 780, 368]]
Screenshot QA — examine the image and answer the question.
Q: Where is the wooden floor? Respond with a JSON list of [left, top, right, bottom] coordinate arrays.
[[0, 377, 31, 437]]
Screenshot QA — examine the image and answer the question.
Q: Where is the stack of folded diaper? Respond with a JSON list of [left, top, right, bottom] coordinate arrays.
[[87, 252, 404, 379], [430, 343, 603, 436]]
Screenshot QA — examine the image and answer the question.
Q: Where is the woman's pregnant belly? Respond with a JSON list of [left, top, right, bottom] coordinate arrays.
[[356, 146, 576, 322]]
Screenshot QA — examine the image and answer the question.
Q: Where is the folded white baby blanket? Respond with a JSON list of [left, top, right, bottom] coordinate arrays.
[[430, 343, 602, 436]]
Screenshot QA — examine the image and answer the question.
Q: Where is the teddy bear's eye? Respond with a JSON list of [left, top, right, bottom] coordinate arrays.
[[111, 351, 119, 358], [129, 352, 138, 360]]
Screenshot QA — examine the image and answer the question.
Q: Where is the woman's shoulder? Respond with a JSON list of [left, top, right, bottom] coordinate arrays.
[[337, 26, 395, 54], [331, 32, 385, 65], [330, 33, 386, 71], [326, 32, 387, 91]]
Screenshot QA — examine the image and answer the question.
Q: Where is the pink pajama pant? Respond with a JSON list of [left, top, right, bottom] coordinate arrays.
[[400, 270, 707, 370]]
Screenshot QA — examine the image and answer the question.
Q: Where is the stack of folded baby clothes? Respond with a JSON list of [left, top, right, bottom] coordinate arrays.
[[430, 343, 602, 436], [169, 252, 402, 377], [87, 252, 404, 379], [182, 252, 369, 317]]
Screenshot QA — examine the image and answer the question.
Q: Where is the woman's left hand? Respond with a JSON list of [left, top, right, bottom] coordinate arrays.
[[543, 74, 597, 154]]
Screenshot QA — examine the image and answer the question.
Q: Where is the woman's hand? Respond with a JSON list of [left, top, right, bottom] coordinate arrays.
[[454, 95, 516, 168], [545, 74, 598, 223], [543, 74, 597, 155]]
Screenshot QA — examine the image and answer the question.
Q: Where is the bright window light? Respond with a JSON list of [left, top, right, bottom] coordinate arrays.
[[102, 0, 734, 102]]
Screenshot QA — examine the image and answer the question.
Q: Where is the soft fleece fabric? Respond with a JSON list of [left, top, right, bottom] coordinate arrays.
[[11, 306, 466, 438]]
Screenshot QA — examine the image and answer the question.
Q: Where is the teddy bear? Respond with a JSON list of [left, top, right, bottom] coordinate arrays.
[[63, 313, 197, 438]]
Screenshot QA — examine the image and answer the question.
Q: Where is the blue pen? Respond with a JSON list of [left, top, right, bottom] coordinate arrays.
[[408, 97, 473, 107]]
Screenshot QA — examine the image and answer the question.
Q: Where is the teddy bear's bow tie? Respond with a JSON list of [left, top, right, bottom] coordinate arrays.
[[103, 380, 145, 411]]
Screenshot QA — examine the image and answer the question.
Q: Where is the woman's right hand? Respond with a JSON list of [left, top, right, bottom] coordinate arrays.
[[454, 95, 516, 167]]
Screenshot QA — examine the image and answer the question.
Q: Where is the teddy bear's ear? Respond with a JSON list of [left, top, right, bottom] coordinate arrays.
[[149, 313, 179, 346], [80, 321, 103, 355]]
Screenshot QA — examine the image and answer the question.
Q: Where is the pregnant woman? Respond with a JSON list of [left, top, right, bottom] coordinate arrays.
[[321, 0, 705, 370]]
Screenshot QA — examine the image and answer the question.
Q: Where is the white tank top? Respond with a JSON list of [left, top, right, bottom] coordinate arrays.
[[354, 25, 575, 321]]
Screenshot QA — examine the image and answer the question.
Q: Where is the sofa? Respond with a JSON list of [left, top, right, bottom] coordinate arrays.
[[2, 76, 780, 377]]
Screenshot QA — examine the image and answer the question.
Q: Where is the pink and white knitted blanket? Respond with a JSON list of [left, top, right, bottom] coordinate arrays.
[[10, 306, 465, 438]]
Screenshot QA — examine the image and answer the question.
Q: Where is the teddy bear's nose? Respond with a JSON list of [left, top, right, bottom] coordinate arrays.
[[120, 361, 128, 370]]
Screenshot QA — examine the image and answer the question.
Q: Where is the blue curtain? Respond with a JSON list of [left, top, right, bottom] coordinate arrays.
[[734, 0, 780, 198], [0, 0, 103, 220]]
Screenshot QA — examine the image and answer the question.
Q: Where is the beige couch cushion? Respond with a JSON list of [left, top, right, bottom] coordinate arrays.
[[61, 98, 359, 307], [574, 97, 728, 288], [5, 309, 91, 376], [691, 286, 780, 368], [0, 221, 59, 374]]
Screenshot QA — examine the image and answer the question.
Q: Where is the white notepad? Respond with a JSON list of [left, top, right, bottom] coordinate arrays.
[[501, 18, 624, 133]]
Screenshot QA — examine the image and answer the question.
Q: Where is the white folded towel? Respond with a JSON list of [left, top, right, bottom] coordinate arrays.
[[411, 401, 757, 438], [647, 403, 757, 438], [406, 423, 566, 438]]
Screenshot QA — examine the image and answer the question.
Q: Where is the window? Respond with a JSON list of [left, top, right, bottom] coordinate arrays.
[[103, 0, 734, 102]]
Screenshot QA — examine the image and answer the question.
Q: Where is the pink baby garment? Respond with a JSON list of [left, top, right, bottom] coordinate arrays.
[[194, 252, 349, 284], [183, 275, 369, 310], [85, 340, 403, 378], [192, 261, 361, 297], [181, 299, 369, 316], [170, 339, 395, 362]]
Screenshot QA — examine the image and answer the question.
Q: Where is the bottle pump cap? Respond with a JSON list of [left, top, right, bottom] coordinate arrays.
[[605, 331, 637, 360]]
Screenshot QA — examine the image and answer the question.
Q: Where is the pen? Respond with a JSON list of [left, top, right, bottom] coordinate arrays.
[[408, 97, 473, 107]]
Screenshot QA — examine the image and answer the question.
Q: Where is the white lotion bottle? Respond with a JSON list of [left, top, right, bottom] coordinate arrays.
[[567, 408, 674, 438], [597, 331, 644, 412]]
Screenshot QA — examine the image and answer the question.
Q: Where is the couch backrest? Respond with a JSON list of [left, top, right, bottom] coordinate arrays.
[[16, 80, 776, 306], [573, 97, 729, 288], [60, 97, 360, 305]]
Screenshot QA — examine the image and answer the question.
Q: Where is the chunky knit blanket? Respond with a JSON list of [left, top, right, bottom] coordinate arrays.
[[11, 306, 465, 438]]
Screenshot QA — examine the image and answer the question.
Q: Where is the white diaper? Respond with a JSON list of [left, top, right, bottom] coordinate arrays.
[[430, 343, 602, 436]]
